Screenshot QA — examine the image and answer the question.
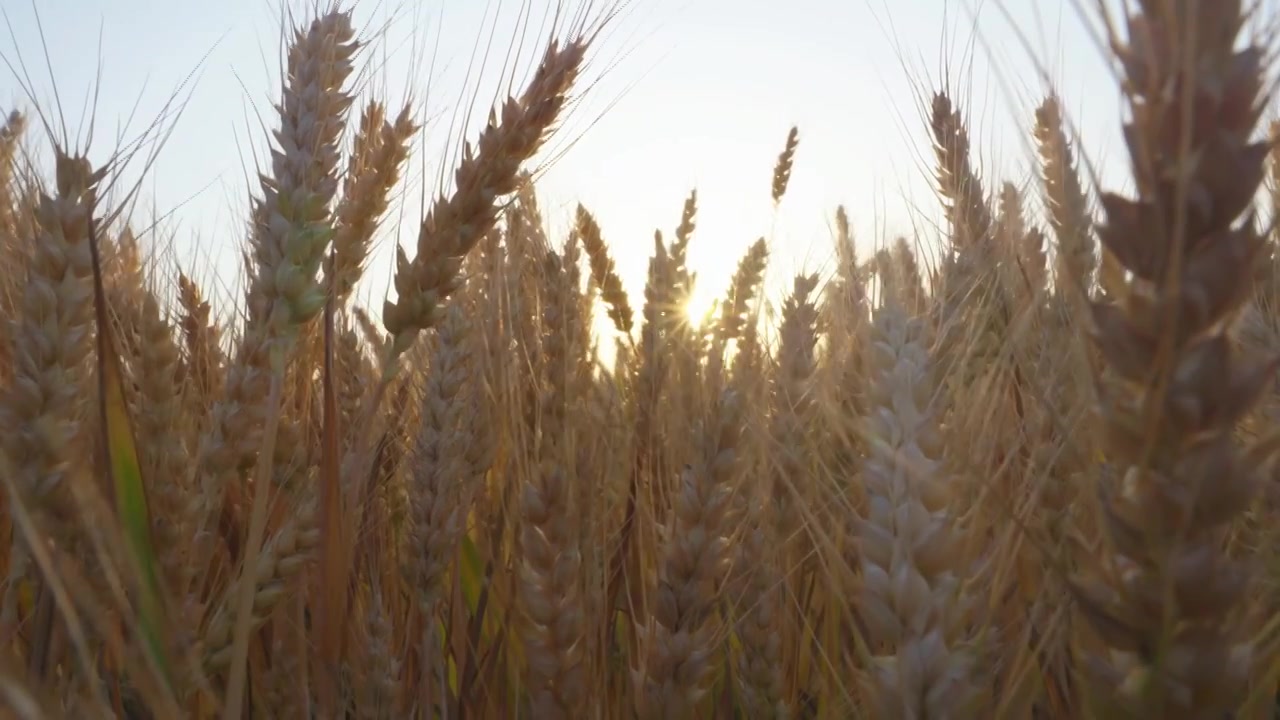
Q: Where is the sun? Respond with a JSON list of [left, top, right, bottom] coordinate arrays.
[[682, 284, 719, 329]]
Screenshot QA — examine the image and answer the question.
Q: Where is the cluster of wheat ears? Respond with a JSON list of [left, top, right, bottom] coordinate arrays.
[[2, 0, 1280, 717]]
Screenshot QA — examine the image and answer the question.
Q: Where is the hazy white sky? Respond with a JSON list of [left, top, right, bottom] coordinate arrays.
[[2, 0, 1136, 326]]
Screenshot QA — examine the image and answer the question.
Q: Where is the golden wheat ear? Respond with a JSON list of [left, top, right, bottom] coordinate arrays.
[[1034, 95, 1097, 306], [637, 389, 742, 719], [382, 38, 590, 365], [576, 204, 634, 339], [1072, 1, 1276, 716], [858, 299, 983, 718], [0, 143, 104, 682]]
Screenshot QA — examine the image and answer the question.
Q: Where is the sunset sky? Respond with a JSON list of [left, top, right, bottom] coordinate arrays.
[[3, 0, 1130, 328]]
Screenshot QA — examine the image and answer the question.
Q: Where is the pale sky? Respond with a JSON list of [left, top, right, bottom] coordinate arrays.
[[1, 0, 1143, 329]]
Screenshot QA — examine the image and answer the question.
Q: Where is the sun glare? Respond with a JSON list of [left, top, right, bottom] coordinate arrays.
[[683, 285, 719, 329]]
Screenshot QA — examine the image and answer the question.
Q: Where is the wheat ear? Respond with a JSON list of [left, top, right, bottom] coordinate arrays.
[[859, 301, 981, 718], [382, 39, 587, 363], [330, 101, 418, 304], [0, 151, 104, 632], [637, 390, 741, 718], [1072, 1, 1274, 715], [1033, 95, 1096, 303]]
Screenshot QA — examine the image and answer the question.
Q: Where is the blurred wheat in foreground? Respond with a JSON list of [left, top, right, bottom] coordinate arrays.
[[5, 1, 1280, 718]]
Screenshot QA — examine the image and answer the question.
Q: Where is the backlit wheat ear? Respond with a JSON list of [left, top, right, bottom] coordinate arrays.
[[176, 272, 223, 415], [247, 9, 358, 339], [132, 293, 195, 597], [0, 110, 25, 244], [997, 182, 1047, 299], [932, 92, 992, 252], [637, 390, 741, 719], [821, 208, 871, 472], [401, 301, 494, 704], [734, 509, 786, 719], [772, 126, 799, 204], [1033, 95, 1096, 304], [771, 273, 820, 558], [664, 196, 697, 322], [734, 272, 821, 714], [1072, 1, 1274, 716], [103, 226, 145, 312], [201, 496, 320, 671], [859, 300, 981, 719], [518, 250, 588, 718], [405, 303, 484, 613], [330, 101, 418, 305], [700, 237, 768, 412], [891, 237, 927, 314], [715, 238, 769, 348], [674, 190, 697, 257], [576, 204, 633, 338], [382, 38, 587, 364], [0, 150, 104, 631], [335, 321, 373, 444], [191, 8, 358, 583], [930, 90, 1009, 392], [202, 14, 360, 712]]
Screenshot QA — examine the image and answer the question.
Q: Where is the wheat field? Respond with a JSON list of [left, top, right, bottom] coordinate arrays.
[[0, 0, 1278, 717]]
